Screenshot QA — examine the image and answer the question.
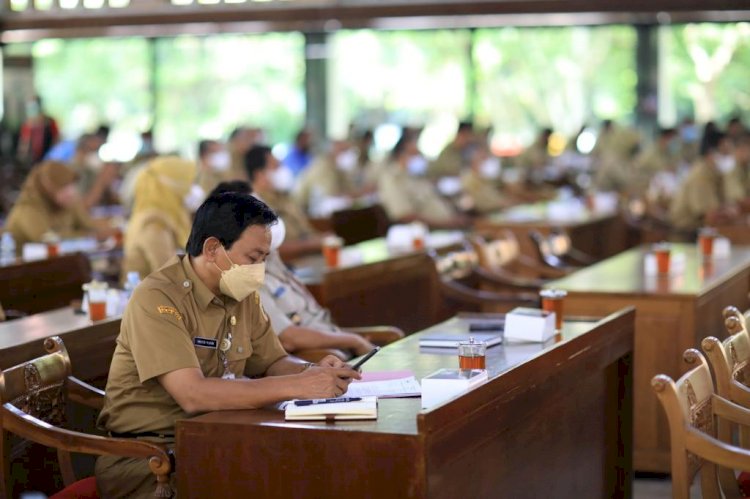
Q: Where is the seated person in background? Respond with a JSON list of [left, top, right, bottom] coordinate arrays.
[[96, 192, 358, 498], [516, 128, 552, 185], [68, 131, 120, 210], [591, 120, 642, 193], [122, 156, 201, 280], [427, 121, 475, 179], [283, 128, 315, 177], [460, 145, 512, 214], [378, 132, 468, 229], [210, 180, 376, 358], [669, 132, 739, 232], [227, 126, 255, 181], [195, 139, 232, 195], [293, 139, 359, 216], [5, 161, 101, 251], [723, 135, 750, 207], [245, 145, 325, 258], [629, 127, 680, 196]]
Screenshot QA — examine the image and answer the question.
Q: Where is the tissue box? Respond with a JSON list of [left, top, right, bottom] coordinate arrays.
[[504, 307, 556, 343], [421, 368, 488, 409]]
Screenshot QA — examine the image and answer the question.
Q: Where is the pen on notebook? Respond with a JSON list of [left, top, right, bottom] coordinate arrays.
[[293, 397, 362, 407]]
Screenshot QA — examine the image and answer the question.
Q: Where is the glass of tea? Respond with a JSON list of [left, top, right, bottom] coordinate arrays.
[[540, 288, 567, 332], [322, 235, 343, 268], [652, 242, 671, 275], [698, 227, 718, 259], [85, 281, 109, 322], [458, 337, 487, 371]]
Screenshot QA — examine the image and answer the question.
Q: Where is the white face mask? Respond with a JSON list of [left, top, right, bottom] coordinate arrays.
[[85, 152, 103, 172], [407, 156, 428, 176], [716, 155, 736, 174], [208, 151, 231, 172], [214, 247, 266, 301], [336, 149, 358, 172], [479, 157, 502, 179], [269, 218, 286, 251], [269, 165, 295, 192], [183, 185, 206, 212]]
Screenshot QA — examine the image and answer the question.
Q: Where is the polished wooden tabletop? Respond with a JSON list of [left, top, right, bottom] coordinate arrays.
[[547, 243, 750, 296], [481, 201, 617, 228], [188, 313, 603, 436]]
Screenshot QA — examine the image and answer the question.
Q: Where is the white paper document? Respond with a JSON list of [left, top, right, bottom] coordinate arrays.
[[344, 376, 421, 398]]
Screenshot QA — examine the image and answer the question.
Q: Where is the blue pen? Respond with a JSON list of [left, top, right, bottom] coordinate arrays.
[[293, 397, 362, 407]]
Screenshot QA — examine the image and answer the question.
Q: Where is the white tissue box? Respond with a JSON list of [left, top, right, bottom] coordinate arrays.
[[421, 368, 488, 409], [504, 307, 556, 343]]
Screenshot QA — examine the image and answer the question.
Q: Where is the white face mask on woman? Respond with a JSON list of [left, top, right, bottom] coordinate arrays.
[[269, 165, 296, 192], [208, 151, 231, 172], [407, 156, 428, 176], [214, 246, 266, 301], [716, 154, 736, 174]]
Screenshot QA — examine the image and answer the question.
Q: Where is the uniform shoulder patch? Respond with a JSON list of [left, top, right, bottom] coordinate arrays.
[[157, 305, 183, 321]]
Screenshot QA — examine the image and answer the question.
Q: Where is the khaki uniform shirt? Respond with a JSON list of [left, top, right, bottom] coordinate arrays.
[[258, 252, 338, 334], [669, 160, 724, 231], [377, 165, 455, 222], [98, 255, 287, 436], [259, 190, 318, 243], [631, 145, 674, 194], [593, 152, 630, 193], [460, 170, 507, 214], [293, 157, 353, 213], [121, 210, 181, 281], [5, 199, 93, 252], [427, 143, 463, 179], [724, 161, 750, 204]]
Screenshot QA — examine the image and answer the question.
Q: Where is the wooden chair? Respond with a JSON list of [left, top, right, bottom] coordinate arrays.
[[0, 336, 173, 498], [430, 245, 539, 317], [295, 326, 405, 363], [546, 228, 598, 266], [0, 253, 91, 315], [331, 204, 390, 246], [652, 349, 750, 499], [469, 231, 566, 290]]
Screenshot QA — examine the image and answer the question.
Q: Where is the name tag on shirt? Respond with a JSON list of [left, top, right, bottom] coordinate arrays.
[[194, 337, 218, 349]]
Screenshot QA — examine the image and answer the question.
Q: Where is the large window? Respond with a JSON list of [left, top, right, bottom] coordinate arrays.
[[154, 33, 305, 156], [473, 26, 637, 152], [329, 29, 472, 157], [659, 22, 750, 125], [32, 37, 152, 159]]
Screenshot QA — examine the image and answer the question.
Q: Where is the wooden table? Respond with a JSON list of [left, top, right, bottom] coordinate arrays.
[[547, 243, 750, 472], [475, 203, 628, 260], [0, 307, 120, 385], [290, 233, 465, 334], [176, 309, 635, 498]]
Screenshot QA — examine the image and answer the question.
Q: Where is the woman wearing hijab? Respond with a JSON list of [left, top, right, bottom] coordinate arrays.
[[5, 160, 95, 251], [122, 156, 200, 280]]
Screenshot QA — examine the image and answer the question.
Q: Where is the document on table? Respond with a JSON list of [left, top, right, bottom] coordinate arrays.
[[345, 370, 421, 398]]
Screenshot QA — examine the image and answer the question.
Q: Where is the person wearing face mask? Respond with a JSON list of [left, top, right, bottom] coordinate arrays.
[[96, 192, 358, 498], [669, 132, 740, 233], [723, 135, 750, 206], [196, 139, 233, 194], [67, 131, 120, 210], [244, 145, 326, 259], [460, 145, 513, 214], [5, 161, 98, 252], [378, 132, 468, 229], [292, 139, 357, 216], [121, 156, 202, 281], [629, 128, 681, 196]]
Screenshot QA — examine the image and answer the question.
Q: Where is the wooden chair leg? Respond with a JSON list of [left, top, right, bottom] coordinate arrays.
[[1, 430, 12, 499], [57, 449, 77, 487]]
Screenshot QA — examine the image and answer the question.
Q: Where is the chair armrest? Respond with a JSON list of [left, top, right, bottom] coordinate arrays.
[[66, 376, 105, 410], [473, 267, 545, 291], [344, 326, 405, 346], [564, 247, 597, 266], [730, 380, 750, 409], [440, 280, 539, 308], [685, 426, 750, 472], [295, 348, 348, 363], [516, 256, 570, 278], [713, 394, 750, 428]]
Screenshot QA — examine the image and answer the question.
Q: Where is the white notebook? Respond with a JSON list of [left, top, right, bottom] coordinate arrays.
[[284, 396, 378, 421]]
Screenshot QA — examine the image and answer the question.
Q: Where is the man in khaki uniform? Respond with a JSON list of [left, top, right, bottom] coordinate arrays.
[[516, 128, 552, 185], [630, 128, 680, 195], [195, 139, 233, 195], [460, 146, 511, 214], [96, 192, 358, 498], [293, 140, 356, 215], [378, 133, 466, 229], [723, 135, 750, 204], [669, 133, 737, 231], [427, 121, 474, 179]]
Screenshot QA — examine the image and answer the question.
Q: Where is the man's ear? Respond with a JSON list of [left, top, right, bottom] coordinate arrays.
[[202, 237, 222, 261]]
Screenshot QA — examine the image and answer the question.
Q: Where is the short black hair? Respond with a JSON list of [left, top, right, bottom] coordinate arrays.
[[659, 127, 677, 138], [244, 145, 272, 182], [186, 192, 278, 257], [457, 121, 474, 133], [700, 130, 726, 157], [229, 126, 248, 141], [95, 125, 110, 140], [198, 139, 218, 158], [209, 180, 252, 197]]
